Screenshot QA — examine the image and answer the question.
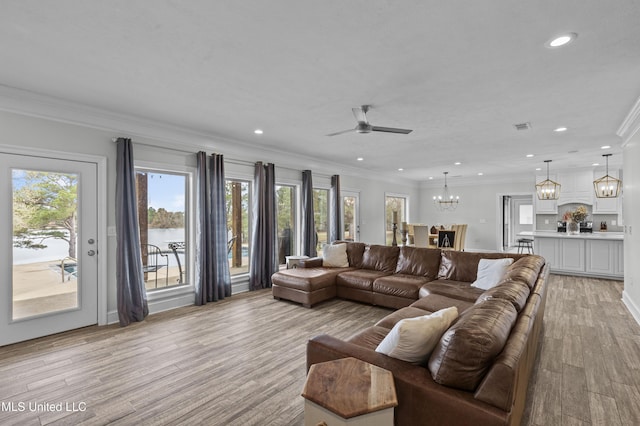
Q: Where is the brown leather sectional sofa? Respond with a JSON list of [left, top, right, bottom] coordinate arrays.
[[271, 242, 549, 426]]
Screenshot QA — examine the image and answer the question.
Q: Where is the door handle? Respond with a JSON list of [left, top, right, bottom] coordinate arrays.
[[87, 250, 96, 256]]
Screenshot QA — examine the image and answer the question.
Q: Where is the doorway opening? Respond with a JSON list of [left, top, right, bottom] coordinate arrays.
[[500, 194, 534, 252]]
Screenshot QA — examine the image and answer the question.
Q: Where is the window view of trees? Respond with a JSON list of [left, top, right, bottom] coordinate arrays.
[[276, 185, 295, 265], [343, 195, 357, 241], [313, 188, 328, 254], [225, 180, 250, 275], [12, 170, 78, 258]]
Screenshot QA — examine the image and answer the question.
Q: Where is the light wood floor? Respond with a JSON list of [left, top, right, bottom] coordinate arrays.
[[0, 274, 639, 425]]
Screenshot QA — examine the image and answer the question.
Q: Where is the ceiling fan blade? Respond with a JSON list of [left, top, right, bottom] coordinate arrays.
[[326, 128, 356, 137], [371, 126, 413, 134], [352, 106, 369, 124]]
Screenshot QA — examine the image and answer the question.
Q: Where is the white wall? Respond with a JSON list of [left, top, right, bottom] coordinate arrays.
[[418, 179, 533, 251]]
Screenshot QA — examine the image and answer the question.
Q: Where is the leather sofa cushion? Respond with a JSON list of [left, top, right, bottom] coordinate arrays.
[[428, 298, 517, 391], [419, 280, 485, 303], [373, 274, 428, 300], [336, 269, 391, 291], [503, 255, 546, 289], [346, 325, 390, 350], [476, 279, 531, 313], [361, 244, 400, 272], [271, 267, 349, 291], [411, 294, 474, 314], [395, 246, 441, 278], [438, 251, 522, 282], [375, 306, 432, 329], [334, 241, 367, 268]]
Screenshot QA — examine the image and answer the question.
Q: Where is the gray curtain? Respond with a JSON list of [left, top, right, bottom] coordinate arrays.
[[301, 170, 317, 257], [249, 162, 278, 290], [115, 138, 148, 326], [195, 152, 231, 305], [329, 174, 341, 242]]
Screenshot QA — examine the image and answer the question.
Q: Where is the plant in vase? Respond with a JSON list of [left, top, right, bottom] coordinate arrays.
[[564, 205, 588, 235]]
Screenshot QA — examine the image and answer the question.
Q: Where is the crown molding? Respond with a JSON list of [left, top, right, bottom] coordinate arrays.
[[617, 93, 640, 145], [0, 84, 418, 188]]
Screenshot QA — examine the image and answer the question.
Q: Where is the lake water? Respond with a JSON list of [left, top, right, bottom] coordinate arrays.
[[13, 228, 186, 266]]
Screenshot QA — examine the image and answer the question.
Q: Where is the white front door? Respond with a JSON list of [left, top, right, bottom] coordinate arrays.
[[0, 152, 98, 346]]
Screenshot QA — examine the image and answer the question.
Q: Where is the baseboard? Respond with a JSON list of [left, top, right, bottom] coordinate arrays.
[[622, 290, 640, 326], [106, 290, 195, 325]]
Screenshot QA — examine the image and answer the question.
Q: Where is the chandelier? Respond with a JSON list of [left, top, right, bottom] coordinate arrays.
[[535, 160, 561, 200], [433, 172, 459, 211], [593, 154, 621, 198]]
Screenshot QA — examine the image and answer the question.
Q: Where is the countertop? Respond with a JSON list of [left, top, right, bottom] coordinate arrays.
[[520, 231, 624, 241]]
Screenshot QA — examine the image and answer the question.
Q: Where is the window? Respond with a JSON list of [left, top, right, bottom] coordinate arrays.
[[135, 169, 190, 290], [226, 179, 251, 275], [519, 204, 533, 225], [313, 188, 329, 255], [276, 185, 296, 265], [342, 193, 359, 241], [385, 194, 407, 245]]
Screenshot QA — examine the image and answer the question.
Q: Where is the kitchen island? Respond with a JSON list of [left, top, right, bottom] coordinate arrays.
[[526, 231, 624, 280]]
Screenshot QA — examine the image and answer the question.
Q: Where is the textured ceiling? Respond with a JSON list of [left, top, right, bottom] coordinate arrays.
[[2, 0, 639, 184]]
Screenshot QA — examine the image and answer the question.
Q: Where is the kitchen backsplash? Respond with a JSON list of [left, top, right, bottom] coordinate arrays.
[[536, 202, 623, 232]]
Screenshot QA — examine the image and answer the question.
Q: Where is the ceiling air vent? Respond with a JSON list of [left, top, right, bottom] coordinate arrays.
[[514, 122, 532, 131]]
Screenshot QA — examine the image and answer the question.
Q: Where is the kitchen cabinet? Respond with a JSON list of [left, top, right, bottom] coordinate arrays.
[[532, 232, 623, 279], [557, 170, 593, 205]]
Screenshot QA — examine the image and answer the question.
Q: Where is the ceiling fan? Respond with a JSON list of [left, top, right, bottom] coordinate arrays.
[[327, 105, 413, 136]]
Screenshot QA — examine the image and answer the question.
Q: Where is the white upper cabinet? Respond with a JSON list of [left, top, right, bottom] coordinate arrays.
[[557, 170, 593, 205]]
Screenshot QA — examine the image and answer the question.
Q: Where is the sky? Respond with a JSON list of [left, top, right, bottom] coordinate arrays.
[[146, 173, 185, 212]]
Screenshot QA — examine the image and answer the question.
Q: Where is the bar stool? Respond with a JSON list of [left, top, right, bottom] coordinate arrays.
[[516, 238, 534, 254]]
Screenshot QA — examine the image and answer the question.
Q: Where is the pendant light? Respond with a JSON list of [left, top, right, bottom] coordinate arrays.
[[433, 172, 459, 211], [536, 160, 561, 200], [593, 154, 621, 198]]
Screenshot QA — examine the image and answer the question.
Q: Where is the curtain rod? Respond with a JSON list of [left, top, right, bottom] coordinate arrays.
[[112, 137, 336, 177]]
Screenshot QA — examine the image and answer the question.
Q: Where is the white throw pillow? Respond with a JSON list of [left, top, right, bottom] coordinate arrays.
[[471, 258, 515, 290], [375, 307, 458, 363], [322, 243, 349, 267]]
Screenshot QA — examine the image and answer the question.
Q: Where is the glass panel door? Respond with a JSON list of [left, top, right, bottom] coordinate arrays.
[[1, 153, 98, 346]]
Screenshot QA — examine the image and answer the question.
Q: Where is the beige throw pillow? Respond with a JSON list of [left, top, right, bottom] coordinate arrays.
[[322, 243, 349, 267], [471, 258, 514, 290], [375, 307, 459, 364]]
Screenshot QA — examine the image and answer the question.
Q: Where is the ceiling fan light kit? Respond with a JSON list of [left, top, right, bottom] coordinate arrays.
[[327, 105, 413, 136], [535, 160, 561, 200], [593, 154, 622, 198], [434, 172, 460, 211]]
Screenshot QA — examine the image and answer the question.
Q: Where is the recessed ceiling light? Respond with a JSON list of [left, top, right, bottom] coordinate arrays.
[[601, 145, 611, 150], [398, 168, 404, 172], [428, 176, 433, 180], [546, 33, 577, 48], [535, 167, 542, 171], [478, 172, 484, 176], [554, 127, 568, 132], [254, 129, 263, 135], [592, 163, 600, 166], [454, 162, 461, 165], [526, 154, 534, 158], [356, 157, 364, 161]]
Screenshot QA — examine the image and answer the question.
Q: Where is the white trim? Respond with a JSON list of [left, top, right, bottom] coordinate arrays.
[[617, 94, 640, 145], [622, 290, 640, 326], [0, 144, 109, 327]]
